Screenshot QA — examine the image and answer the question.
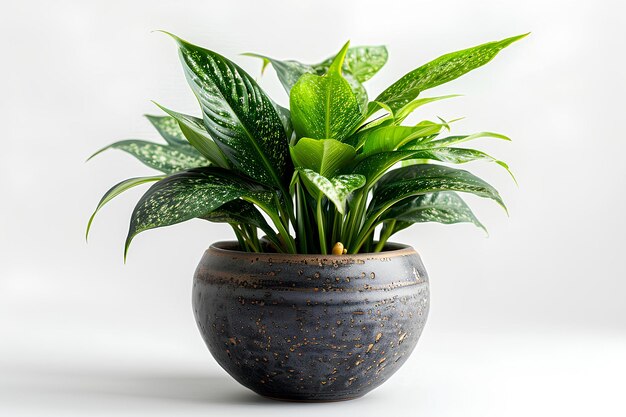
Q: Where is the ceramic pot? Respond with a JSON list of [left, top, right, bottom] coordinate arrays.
[[192, 241, 429, 402]]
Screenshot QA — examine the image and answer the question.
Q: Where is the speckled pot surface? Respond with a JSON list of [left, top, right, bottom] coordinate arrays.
[[192, 241, 429, 402]]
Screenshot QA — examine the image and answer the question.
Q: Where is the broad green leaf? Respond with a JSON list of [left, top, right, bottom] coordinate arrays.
[[393, 95, 461, 125], [289, 42, 364, 141], [290, 138, 356, 177], [201, 200, 282, 248], [374, 34, 528, 114], [360, 121, 444, 156], [315, 45, 388, 82], [153, 103, 230, 168], [167, 32, 289, 188], [144, 114, 188, 146], [125, 167, 274, 258], [380, 192, 486, 235], [402, 147, 515, 181], [297, 168, 365, 214], [351, 150, 420, 187], [369, 164, 505, 219], [86, 175, 164, 241], [88, 140, 209, 174]]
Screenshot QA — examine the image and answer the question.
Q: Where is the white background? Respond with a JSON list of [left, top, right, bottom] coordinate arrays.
[[1, 0, 625, 415]]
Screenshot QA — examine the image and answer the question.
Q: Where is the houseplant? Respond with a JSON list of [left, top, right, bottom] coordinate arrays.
[[88, 32, 525, 401]]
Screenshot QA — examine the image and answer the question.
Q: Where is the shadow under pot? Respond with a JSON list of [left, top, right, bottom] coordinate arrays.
[[192, 241, 429, 402]]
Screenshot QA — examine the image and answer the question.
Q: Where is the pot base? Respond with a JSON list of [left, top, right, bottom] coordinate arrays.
[[260, 393, 364, 403]]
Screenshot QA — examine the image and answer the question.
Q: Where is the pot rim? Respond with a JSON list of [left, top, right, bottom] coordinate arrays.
[[207, 240, 417, 261]]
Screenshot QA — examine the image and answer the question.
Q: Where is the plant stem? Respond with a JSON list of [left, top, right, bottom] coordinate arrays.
[[374, 220, 395, 252], [295, 181, 309, 253], [316, 197, 327, 255]]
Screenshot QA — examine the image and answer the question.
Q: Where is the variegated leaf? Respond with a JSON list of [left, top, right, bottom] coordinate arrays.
[[167, 32, 289, 188], [153, 103, 230, 168], [315, 45, 388, 82], [144, 114, 188, 146], [373, 34, 527, 114], [125, 167, 275, 258], [298, 168, 365, 214], [369, 164, 505, 220], [380, 191, 486, 235], [401, 147, 515, 180], [88, 140, 209, 174]]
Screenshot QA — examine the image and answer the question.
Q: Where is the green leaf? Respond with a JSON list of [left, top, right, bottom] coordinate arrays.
[[86, 175, 164, 241], [402, 147, 516, 181], [369, 164, 506, 219], [351, 150, 420, 187], [417, 131, 510, 148], [242, 53, 313, 94], [201, 200, 281, 248], [289, 42, 364, 141], [125, 167, 274, 258], [144, 114, 188, 146], [393, 95, 461, 125], [374, 34, 528, 114], [152, 103, 230, 168], [290, 138, 356, 177], [315, 45, 388, 82], [297, 168, 365, 215], [88, 140, 209, 174], [380, 191, 486, 235], [360, 121, 444, 156], [167, 32, 289, 188], [245, 45, 388, 93]]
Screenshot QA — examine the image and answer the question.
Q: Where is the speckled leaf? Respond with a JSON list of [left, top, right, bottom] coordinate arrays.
[[125, 167, 274, 258], [360, 121, 444, 156], [201, 200, 281, 248], [144, 114, 188, 146], [289, 42, 364, 141], [290, 138, 356, 177], [380, 192, 486, 235], [86, 175, 164, 241], [369, 164, 505, 220], [153, 103, 230, 168], [246, 45, 387, 94], [315, 45, 388, 82], [298, 168, 365, 215], [88, 140, 209, 174], [374, 34, 527, 114], [242, 53, 313, 93], [401, 147, 515, 180], [169, 33, 289, 188]]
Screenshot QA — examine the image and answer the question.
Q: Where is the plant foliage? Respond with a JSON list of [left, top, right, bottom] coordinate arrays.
[[87, 33, 526, 257]]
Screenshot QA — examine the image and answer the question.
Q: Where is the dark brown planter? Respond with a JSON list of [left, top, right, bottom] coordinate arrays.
[[192, 241, 429, 402]]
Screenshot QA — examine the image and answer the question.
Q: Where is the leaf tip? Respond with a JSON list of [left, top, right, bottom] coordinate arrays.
[[329, 41, 351, 74]]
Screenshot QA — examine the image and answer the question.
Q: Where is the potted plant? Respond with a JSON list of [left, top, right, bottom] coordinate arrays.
[[87, 32, 525, 402]]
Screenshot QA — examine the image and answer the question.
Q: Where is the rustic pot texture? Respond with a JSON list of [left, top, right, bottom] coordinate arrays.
[[192, 241, 430, 402]]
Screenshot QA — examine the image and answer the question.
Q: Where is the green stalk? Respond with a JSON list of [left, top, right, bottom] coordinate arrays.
[[316, 197, 327, 255], [374, 220, 395, 252], [295, 181, 309, 253]]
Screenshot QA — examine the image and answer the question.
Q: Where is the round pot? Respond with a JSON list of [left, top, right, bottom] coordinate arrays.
[[192, 241, 429, 402]]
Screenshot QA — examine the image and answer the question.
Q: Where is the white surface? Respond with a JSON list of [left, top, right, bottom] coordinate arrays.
[[1, 0, 625, 415]]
